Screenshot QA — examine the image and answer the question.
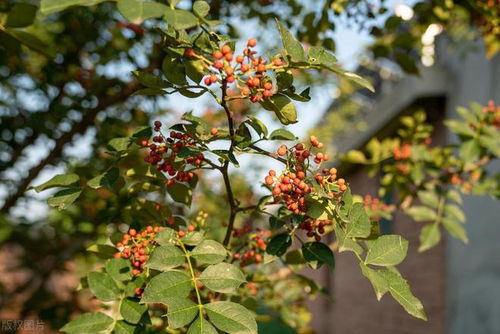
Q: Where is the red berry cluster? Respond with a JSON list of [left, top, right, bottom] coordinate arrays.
[[276, 136, 329, 164], [363, 195, 393, 219], [142, 121, 203, 186], [232, 230, 269, 267], [392, 143, 412, 160], [300, 219, 333, 241], [265, 168, 310, 213], [203, 39, 285, 103], [114, 226, 163, 277]]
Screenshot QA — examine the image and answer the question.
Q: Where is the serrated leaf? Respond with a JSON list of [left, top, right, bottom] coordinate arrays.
[[155, 227, 177, 245], [266, 233, 291, 256], [199, 263, 246, 293], [190, 240, 227, 264], [444, 119, 476, 137], [346, 203, 371, 238], [187, 316, 218, 334], [87, 272, 120, 301], [378, 271, 428, 320], [165, 297, 199, 329], [275, 20, 305, 62], [60, 312, 113, 334], [302, 242, 335, 269], [334, 226, 363, 254], [418, 223, 441, 252], [269, 128, 296, 141], [120, 297, 147, 324], [33, 173, 80, 192], [359, 264, 389, 301], [204, 301, 257, 334], [308, 46, 336, 66], [146, 245, 185, 271], [87, 168, 119, 190], [246, 116, 268, 137], [105, 258, 132, 282], [47, 188, 82, 210], [141, 271, 192, 303], [182, 231, 204, 246], [444, 204, 465, 223], [364, 235, 408, 266]]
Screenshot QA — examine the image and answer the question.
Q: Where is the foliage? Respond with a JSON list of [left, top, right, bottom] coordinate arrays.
[[0, 0, 498, 333]]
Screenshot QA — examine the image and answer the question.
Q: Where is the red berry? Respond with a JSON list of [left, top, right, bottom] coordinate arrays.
[[236, 55, 244, 63], [277, 145, 287, 156], [210, 128, 218, 136], [213, 50, 223, 59], [263, 82, 273, 90], [247, 38, 257, 47], [221, 45, 231, 54]]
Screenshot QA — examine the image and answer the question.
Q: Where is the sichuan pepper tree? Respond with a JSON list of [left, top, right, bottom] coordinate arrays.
[[27, 1, 500, 333]]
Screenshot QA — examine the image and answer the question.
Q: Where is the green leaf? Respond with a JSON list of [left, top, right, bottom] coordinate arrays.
[[146, 245, 185, 271], [459, 139, 480, 162], [87, 168, 119, 190], [205, 301, 257, 334], [167, 181, 193, 206], [108, 137, 131, 152], [166, 298, 198, 329], [269, 128, 296, 141], [444, 120, 476, 137], [132, 70, 171, 89], [269, 216, 285, 230], [60, 312, 113, 334], [155, 227, 177, 245], [266, 233, 291, 256], [182, 231, 205, 246], [47, 188, 82, 210], [346, 203, 371, 238], [105, 258, 132, 282], [40, 0, 108, 15], [444, 204, 466, 223], [120, 297, 147, 324], [114, 320, 137, 334], [378, 271, 428, 320], [3, 29, 53, 57], [342, 150, 367, 164], [185, 60, 206, 84], [6, 3, 38, 28], [364, 235, 408, 266], [199, 263, 246, 293], [162, 56, 187, 85], [87, 272, 120, 301], [260, 94, 297, 125], [33, 173, 80, 192], [308, 46, 336, 66], [193, 1, 210, 17], [164, 8, 199, 30], [141, 271, 192, 303], [212, 150, 239, 167], [187, 316, 218, 334], [418, 223, 441, 252], [442, 218, 468, 243], [117, 0, 168, 24], [190, 240, 227, 264], [86, 244, 118, 259], [334, 226, 363, 254], [394, 52, 419, 75], [359, 264, 389, 301], [417, 191, 439, 209], [406, 206, 437, 222], [275, 19, 305, 62], [302, 242, 335, 269], [246, 116, 268, 137]]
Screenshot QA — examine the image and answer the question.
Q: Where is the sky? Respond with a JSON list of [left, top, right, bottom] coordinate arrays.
[[3, 0, 415, 220]]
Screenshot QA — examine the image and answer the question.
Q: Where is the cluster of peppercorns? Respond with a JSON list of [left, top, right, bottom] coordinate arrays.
[[392, 143, 412, 160], [276, 136, 329, 164], [363, 194, 393, 219], [142, 121, 202, 186], [300, 219, 333, 241], [201, 39, 285, 103], [114, 226, 163, 278], [265, 168, 311, 214], [482, 99, 500, 128], [232, 230, 269, 267], [314, 167, 347, 193]]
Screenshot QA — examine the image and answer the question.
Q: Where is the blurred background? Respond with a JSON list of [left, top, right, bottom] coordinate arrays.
[[0, 0, 499, 333]]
